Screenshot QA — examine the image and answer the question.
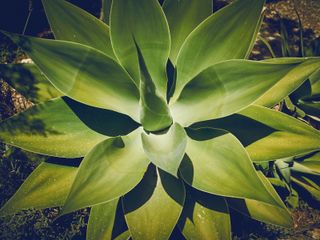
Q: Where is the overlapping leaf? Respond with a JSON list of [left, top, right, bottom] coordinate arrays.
[[193, 105, 320, 162]]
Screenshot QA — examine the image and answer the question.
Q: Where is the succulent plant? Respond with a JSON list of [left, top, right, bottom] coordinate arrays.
[[1, 0, 320, 239]]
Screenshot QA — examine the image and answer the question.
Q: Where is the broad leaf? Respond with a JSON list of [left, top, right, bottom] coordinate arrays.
[[256, 58, 320, 107], [62, 129, 149, 214], [136, 43, 172, 131], [123, 166, 185, 240], [110, 0, 170, 96], [178, 189, 231, 240], [87, 199, 130, 240], [141, 123, 186, 177], [162, 0, 212, 64], [172, 59, 306, 126], [173, 0, 265, 100], [42, 0, 116, 58], [0, 162, 77, 216], [193, 105, 320, 162], [3, 32, 140, 121], [180, 128, 280, 207], [227, 172, 293, 228], [0, 97, 109, 158], [0, 63, 61, 103], [299, 151, 320, 173]]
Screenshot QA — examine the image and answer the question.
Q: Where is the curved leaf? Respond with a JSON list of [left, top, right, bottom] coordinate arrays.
[[141, 123, 186, 177], [42, 0, 116, 59], [0, 63, 61, 103], [100, 0, 112, 24], [123, 166, 185, 240], [172, 59, 305, 126], [62, 129, 149, 214], [110, 0, 170, 96], [87, 199, 130, 240], [162, 0, 212, 64], [300, 152, 320, 173], [178, 189, 231, 240], [136, 43, 172, 131], [227, 172, 293, 228], [0, 97, 108, 158], [180, 128, 280, 207], [3, 32, 140, 121], [256, 58, 320, 107], [193, 105, 320, 162], [0, 162, 77, 216], [173, 0, 265, 100]]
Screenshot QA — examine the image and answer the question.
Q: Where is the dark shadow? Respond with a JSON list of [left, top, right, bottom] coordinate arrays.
[[122, 165, 157, 214], [186, 127, 226, 141], [169, 226, 186, 240], [179, 155, 194, 187], [191, 114, 276, 147], [291, 181, 320, 210], [159, 168, 185, 206], [63, 97, 140, 137], [166, 59, 176, 102], [45, 157, 82, 167], [111, 199, 129, 239]]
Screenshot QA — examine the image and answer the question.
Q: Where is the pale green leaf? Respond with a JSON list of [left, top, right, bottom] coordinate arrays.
[[62, 129, 149, 214], [136, 42, 172, 131], [291, 177, 320, 202], [0, 63, 61, 103], [192, 105, 320, 162], [227, 172, 293, 228], [3, 32, 140, 121], [299, 151, 320, 173], [87, 199, 130, 240], [178, 189, 231, 240], [173, 0, 265, 100], [42, 0, 116, 58], [162, 0, 212, 64], [110, 0, 170, 96], [141, 123, 186, 177], [0, 97, 110, 158], [0, 162, 77, 216], [256, 58, 320, 107], [180, 128, 281, 207], [172, 59, 306, 126], [123, 166, 185, 240]]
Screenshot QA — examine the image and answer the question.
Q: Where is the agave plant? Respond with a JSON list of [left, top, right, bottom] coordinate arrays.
[[1, 0, 320, 239]]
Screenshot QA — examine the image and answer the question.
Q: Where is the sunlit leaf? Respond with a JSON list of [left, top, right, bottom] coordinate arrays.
[[3, 32, 140, 121], [123, 166, 185, 240], [141, 123, 186, 177], [0, 162, 77, 216], [42, 0, 116, 58], [193, 105, 320, 162], [110, 0, 170, 96], [62, 129, 149, 214], [173, 0, 265, 100]]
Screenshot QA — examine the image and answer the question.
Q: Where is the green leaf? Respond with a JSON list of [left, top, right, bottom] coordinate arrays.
[[42, 0, 116, 59], [300, 152, 320, 173], [100, 0, 112, 24], [0, 97, 109, 158], [256, 58, 320, 107], [162, 0, 212, 64], [178, 189, 231, 240], [110, 0, 170, 95], [193, 105, 320, 162], [173, 0, 265, 100], [62, 129, 149, 214], [0, 162, 77, 216], [171, 59, 307, 126], [87, 199, 130, 240], [0, 63, 62, 103], [141, 123, 186, 177], [291, 176, 320, 202], [227, 172, 293, 228], [3, 32, 140, 121], [136, 42, 172, 131], [123, 166, 185, 240], [180, 128, 281, 207]]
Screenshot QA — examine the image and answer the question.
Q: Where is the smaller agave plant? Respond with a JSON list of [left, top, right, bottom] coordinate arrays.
[[1, 0, 320, 239]]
